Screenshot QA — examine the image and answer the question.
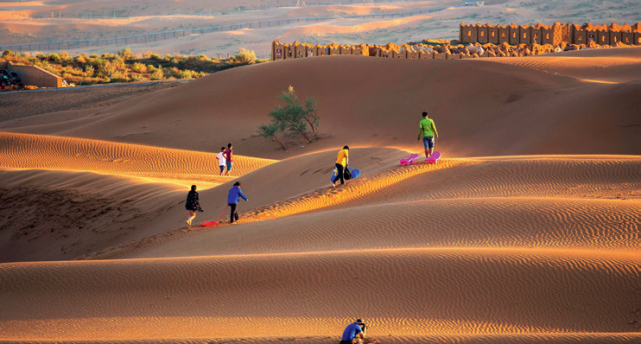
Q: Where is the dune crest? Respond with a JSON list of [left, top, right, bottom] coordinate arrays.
[[0, 132, 274, 188]]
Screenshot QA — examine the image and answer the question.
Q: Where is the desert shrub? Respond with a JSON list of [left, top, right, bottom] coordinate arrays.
[[2, 50, 14, 58], [163, 54, 172, 61], [147, 64, 157, 72], [197, 54, 208, 61], [90, 54, 99, 58], [130, 75, 144, 82], [117, 48, 135, 60], [178, 70, 192, 79], [235, 48, 256, 64], [258, 86, 321, 148], [141, 51, 152, 58], [36, 53, 46, 59], [59, 51, 69, 59], [76, 54, 87, 63], [47, 53, 61, 62], [84, 65, 95, 77], [130, 62, 147, 73], [150, 53, 161, 60], [150, 69, 164, 80]]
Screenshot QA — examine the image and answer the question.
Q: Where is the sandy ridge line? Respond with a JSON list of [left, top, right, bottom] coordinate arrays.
[[1, 333, 637, 344], [56, 246, 641, 265], [0, 132, 275, 188], [77, 159, 476, 260]]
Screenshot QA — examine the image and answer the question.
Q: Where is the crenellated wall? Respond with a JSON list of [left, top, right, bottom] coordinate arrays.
[[461, 22, 641, 46]]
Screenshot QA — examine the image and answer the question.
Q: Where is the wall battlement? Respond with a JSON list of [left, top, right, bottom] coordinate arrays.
[[460, 22, 641, 46]]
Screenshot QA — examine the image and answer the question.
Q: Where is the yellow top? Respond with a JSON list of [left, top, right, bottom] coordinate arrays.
[[336, 149, 349, 166]]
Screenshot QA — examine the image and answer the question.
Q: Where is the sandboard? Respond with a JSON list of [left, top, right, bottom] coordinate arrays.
[[400, 153, 419, 166], [331, 165, 360, 183], [200, 221, 218, 227], [427, 151, 441, 164]]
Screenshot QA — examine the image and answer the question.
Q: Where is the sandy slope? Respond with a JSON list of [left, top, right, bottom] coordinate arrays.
[[1, 153, 638, 342], [1, 38, 640, 343], [0, 132, 274, 187], [3, 48, 641, 160]]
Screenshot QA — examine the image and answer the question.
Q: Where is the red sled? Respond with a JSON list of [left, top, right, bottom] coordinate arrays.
[[199, 205, 229, 228]]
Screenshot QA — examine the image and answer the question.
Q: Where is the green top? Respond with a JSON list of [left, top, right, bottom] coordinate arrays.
[[418, 117, 438, 138]]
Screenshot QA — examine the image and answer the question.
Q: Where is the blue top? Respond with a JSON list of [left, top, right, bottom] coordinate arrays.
[[341, 323, 363, 341], [227, 185, 247, 204]]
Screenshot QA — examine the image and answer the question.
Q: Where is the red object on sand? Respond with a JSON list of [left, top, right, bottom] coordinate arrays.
[[199, 205, 230, 228]]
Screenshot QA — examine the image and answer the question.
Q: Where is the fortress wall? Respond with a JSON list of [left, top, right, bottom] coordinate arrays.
[[488, 25, 499, 44], [498, 25, 510, 44], [477, 24, 488, 44], [271, 21, 641, 62], [519, 25, 531, 44], [509, 24, 520, 45], [456, 22, 641, 47]]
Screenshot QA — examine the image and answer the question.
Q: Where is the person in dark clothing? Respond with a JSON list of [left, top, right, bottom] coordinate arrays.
[[340, 319, 366, 344], [185, 185, 203, 227], [227, 181, 248, 225]]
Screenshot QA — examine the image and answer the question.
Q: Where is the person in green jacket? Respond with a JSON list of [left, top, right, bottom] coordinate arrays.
[[417, 111, 438, 159]]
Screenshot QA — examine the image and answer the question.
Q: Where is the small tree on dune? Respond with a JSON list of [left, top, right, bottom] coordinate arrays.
[[257, 86, 321, 149]]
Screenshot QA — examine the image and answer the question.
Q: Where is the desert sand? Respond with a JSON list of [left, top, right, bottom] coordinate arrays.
[[0, 38, 640, 343]]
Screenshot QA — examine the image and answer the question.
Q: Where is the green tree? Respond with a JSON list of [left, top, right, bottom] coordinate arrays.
[[273, 86, 319, 142], [257, 121, 287, 150], [258, 86, 321, 149]]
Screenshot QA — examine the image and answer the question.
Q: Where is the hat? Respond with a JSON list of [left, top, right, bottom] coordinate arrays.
[[355, 319, 365, 325]]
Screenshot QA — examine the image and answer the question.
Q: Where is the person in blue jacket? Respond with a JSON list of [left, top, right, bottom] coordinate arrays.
[[340, 318, 366, 344], [227, 181, 248, 224]]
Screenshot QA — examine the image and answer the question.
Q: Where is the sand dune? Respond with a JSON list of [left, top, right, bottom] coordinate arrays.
[[99, 156, 639, 259], [0, 248, 638, 341], [3, 50, 640, 160], [487, 49, 641, 83], [1, 30, 640, 343], [0, 132, 274, 187]]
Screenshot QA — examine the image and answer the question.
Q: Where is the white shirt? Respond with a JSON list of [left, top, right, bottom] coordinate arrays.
[[216, 152, 226, 166]]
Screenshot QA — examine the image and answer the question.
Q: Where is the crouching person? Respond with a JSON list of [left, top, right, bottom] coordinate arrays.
[[340, 318, 367, 344]]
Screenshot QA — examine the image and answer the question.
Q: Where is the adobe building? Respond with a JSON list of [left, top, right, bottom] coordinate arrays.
[[340, 44, 352, 55]]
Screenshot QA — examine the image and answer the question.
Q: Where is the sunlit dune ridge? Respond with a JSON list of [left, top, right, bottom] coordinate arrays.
[[0, 132, 275, 188], [0, 249, 639, 341]]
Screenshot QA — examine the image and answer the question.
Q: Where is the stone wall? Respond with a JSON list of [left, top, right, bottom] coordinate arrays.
[[461, 22, 641, 46]]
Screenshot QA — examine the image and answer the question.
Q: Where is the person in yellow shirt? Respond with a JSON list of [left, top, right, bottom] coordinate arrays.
[[333, 146, 349, 187]]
